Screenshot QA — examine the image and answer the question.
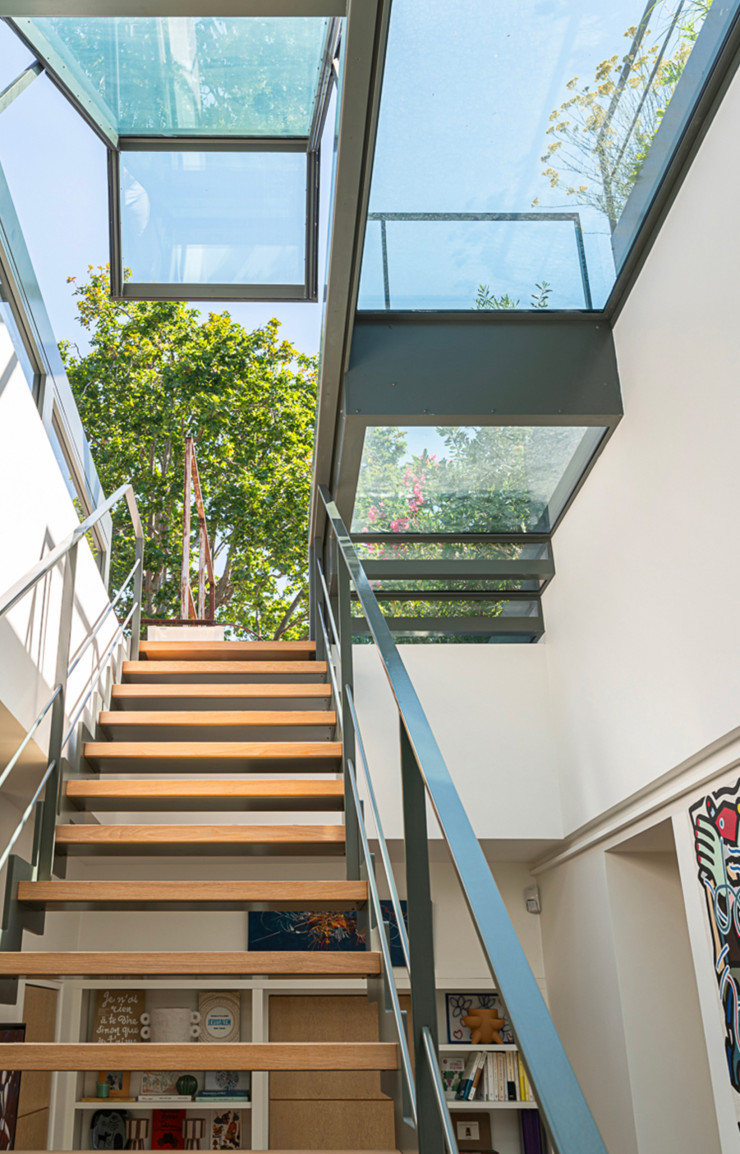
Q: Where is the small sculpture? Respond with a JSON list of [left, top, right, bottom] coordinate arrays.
[[462, 1005, 507, 1045]]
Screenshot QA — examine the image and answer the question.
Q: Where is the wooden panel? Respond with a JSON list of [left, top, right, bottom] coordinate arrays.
[[0, 952, 381, 977], [112, 684, 332, 699], [17, 880, 367, 909], [140, 641, 316, 661], [0, 1042, 397, 1071], [270, 997, 386, 1102], [123, 661, 326, 677], [54, 824, 346, 846], [269, 1100, 395, 1150], [65, 780, 345, 802], [83, 741, 342, 761], [99, 710, 337, 728], [17, 985, 57, 1121], [14, 1108, 50, 1149]]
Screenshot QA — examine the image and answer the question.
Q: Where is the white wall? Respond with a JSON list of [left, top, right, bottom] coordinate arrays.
[[541, 65, 740, 833], [0, 323, 119, 767], [352, 643, 563, 843]]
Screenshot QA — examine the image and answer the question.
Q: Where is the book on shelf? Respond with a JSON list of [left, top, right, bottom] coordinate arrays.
[[151, 1109, 185, 1151], [138, 1095, 192, 1103], [455, 1052, 485, 1101], [520, 1110, 545, 1154], [441, 1056, 465, 1099]]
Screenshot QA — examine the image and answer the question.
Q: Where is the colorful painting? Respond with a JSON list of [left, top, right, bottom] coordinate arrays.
[[446, 994, 514, 1044], [0, 1024, 24, 1149], [691, 778, 740, 1090], [247, 901, 408, 965], [211, 1109, 240, 1150]]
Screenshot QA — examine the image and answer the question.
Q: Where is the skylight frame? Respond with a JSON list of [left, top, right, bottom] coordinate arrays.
[[108, 135, 320, 302]]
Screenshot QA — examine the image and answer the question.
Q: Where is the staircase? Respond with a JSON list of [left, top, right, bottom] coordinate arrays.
[[0, 637, 400, 1152]]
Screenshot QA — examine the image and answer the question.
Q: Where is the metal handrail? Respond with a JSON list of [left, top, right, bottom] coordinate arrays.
[[0, 686, 60, 795], [421, 1026, 460, 1154], [0, 480, 144, 900], [346, 756, 416, 1123], [345, 685, 410, 972], [317, 483, 608, 1154], [315, 557, 341, 652], [0, 481, 142, 620]]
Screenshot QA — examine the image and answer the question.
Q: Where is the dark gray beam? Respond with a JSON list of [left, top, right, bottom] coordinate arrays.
[[2, 1, 345, 13], [309, 0, 392, 538], [352, 615, 544, 636], [345, 314, 622, 423], [363, 559, 554, 581]]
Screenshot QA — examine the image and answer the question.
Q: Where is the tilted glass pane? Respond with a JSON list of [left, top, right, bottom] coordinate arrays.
[[17, 17, 329, 136], [351, 425, 605, 533], [360, 0, 713, 310], [120, 151, 307, 286]]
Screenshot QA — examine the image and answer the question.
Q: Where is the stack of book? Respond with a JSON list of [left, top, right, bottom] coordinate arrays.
[[453, 1050, 535, 1103], [194, 1091, 250, 1104], [137, 1094, 192, 1104]]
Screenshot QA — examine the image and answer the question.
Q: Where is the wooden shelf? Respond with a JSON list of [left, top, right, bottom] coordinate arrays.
[[447, 1100, 538, 1111], [439, 1043, 517, 1052], [75, 1101, 252, 1112]]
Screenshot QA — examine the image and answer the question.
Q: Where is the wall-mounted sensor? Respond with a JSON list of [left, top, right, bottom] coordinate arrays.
[[525, 884, 541, 914]]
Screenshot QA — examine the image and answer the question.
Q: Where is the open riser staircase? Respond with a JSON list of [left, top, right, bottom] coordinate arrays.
[[0, 638, 401, 1153]]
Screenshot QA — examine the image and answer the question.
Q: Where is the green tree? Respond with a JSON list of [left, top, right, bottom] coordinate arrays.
[[61, 266, 317, 640], [537, 1, 711, 228]]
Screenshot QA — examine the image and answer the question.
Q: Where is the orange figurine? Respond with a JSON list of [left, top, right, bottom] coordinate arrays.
[[462, 1005, 507, 1045]]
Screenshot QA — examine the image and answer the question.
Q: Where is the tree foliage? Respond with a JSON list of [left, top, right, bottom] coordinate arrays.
[[61, 267, 317, 640], [537, 0, 711, 228]]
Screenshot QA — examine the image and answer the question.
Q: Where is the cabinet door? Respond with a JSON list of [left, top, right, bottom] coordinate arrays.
[[268, 995, 394, 1149]]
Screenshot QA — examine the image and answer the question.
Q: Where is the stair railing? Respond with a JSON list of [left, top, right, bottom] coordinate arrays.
[[0, 482, 143, 973], [312, 485, 608, 1154]]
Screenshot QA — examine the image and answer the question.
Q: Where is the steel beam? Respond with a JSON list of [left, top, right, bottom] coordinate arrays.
[[362, 559, 554, 581]]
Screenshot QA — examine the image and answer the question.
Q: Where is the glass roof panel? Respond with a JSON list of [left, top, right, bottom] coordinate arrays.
[[351, 425, 605, 534], [121, 150, 307, 286], [15, 17, 330, 136], [359, 0, 712, 310]]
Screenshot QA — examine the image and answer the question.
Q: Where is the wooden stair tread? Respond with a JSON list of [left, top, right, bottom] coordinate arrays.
[[55, 824, 346, 844], [66, 779, 345, 801], [111, 683, 332, 699], [84, 740, 342, 761], [0, 1042, 397, 1071], [0, 951, 381, 976], [123, 660, 326, 676], [140, 640, 316, 661], [18, 879, 367, 909], [99, 710, 337, 727]]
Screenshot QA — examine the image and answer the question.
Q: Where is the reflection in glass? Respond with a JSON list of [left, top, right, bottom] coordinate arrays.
[[0, 280, 35, 388], [359, 0, 712, 310], [120, 151, 306, 286], [351, 425, 605, 534], [19, 17, 330, 136]]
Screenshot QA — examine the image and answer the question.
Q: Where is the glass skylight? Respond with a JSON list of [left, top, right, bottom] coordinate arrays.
[[13, 17, 330, 137], [119, 150, 307, 287], [358, 0, 713, 310], [351, 425, 605, 534]]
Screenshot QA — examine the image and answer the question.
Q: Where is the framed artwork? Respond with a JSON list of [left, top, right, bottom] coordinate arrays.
[[0, 1024, 25, 1150], [211, 1109, 240, 1150], [141, 1072, 180, 1096], [203, 1071, 250, 1097], [446, 993, 514, 1044], [93, 991, 145, 1043], [247, 903, 408, 964], [97, 1071, 131, 1100]]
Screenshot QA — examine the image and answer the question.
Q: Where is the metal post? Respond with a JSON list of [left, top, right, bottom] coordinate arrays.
[[198, 520, 207, 619], [37, 544, 78, 881], [130, 534, 144, 661], [181, 436, 193, 619], [337, 557, 360, 882], [400, 721, 444, 1154]]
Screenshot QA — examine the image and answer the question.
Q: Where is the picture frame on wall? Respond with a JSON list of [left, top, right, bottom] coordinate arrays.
[[0, 1024, 25, 1150], [97, 1070, 131, 1099], [445, 993, 514, 1044]]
